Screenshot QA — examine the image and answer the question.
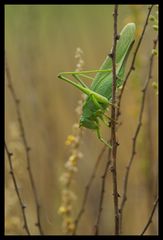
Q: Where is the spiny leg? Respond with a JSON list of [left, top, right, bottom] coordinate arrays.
[[58, 74, 109, 105], [59, 68, 112, 76], [59, 68, 111, 95]]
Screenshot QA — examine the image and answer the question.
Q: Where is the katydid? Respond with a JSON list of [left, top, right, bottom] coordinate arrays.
[[58, 23, 136, 148]]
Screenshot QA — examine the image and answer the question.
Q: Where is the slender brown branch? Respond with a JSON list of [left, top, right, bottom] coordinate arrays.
[[116, 5, 154, 120], [73, 145, 107, 235], [110, 5, 120, 235], [140, 196, 159, 235], [5, 54, 44, 235], [94, 143, 112, 235], [119, 35, 158, 233], [5, 141, 31, 235]]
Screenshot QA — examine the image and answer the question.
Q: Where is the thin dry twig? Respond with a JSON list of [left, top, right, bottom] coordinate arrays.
[[94, 7, 154, 234], [72, 145, 107, 235], [109, 5, 120, 235], [5, 141, 31, 235], [5, 55, 44, 235], [94, 143, 112, 235], [116, 5, 154, 120], [140, 196, 159, 235], [119, 35, 158, 232]]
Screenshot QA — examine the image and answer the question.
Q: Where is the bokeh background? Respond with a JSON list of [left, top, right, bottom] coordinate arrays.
[[5, 5, 158, 235]]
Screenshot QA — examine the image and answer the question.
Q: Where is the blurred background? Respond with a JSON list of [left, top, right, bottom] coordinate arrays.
[[5, 5, 158, 235]]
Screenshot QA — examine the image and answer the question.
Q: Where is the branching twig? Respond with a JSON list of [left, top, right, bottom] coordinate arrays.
[[140, 196, 159, 235], [119, 35, 158, 233], [93, 8, 154, 235], [5, 55, 44, 235], [5, 141, 31, 235], [116, 5, 154, 120], [73, 145, 107, 235], [94, 143, 111, 235], [110, 5, 120, 235]]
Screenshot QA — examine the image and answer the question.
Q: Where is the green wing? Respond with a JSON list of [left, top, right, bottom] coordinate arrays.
[[90, 23, 136, 92]]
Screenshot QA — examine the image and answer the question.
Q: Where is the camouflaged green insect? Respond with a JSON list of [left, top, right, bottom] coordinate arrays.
[[58, 23, 136, 148]]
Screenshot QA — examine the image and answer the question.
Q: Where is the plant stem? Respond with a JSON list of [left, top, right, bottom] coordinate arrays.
[[110, 5, 120, 235], [5, 142, 31, 235], [5, 54, 44, 235], [140, 197, 159, 235], [119, 35, 158, 233]]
